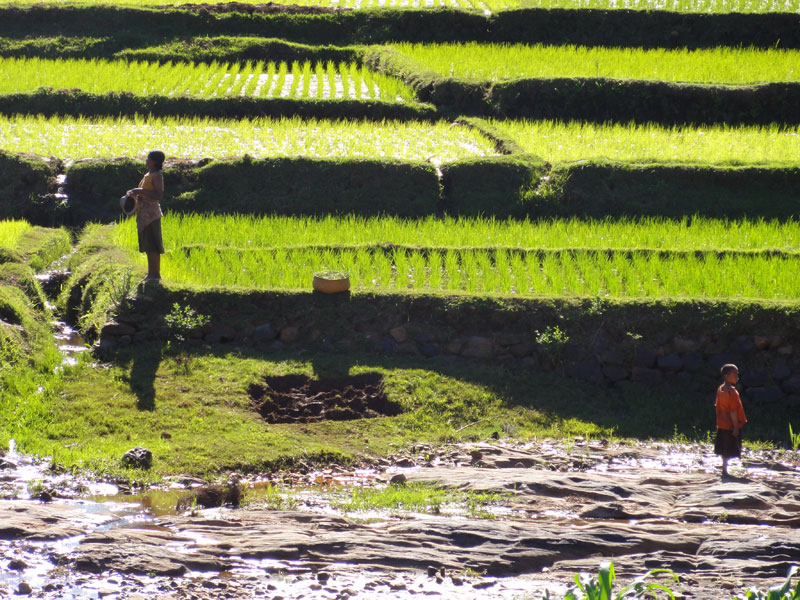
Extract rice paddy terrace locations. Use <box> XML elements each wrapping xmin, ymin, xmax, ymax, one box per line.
<box><xmin>1</xmin><ymin>0</ymin><xmax>800</xmax><ymax>598</ymax></box>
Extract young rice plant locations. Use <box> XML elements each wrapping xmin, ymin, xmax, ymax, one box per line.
<box><xmin>113</xmin><ymin>215</ymin><xmax>800</xmax><ymax>254</ymax></box>
<box><xmin>488</xmin><ymin>119</ymin><xmax>800</xmax><ymax>166</ymax></box>
<box><xmin>0</xmin><ymin>115</ymin><xmax>497</xmax><ymax>163</ymax></box>
<box><xmin>392</xmin><ymin>43</ymin><xmax>800</xmax><ymax>84</ymax></box>
<box><xmin>0</xmin><ymin>220</ymin><xmax>32</xmax><ymax>250</ymax></box>
<box><xmin>0</xmin><ymin>57</ymin><xmax>415</xmax><ymax>102</ymax></box>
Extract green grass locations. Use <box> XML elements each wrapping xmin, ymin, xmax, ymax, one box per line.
<box><xmin>0</xmin><ymin>57</ymin><xmax>415</xmax><ymax>102</ymax></box>
<box><xmin>0</xmin><ymin>219</ymin><xmax>32</xmax><ymax>250</ymax></box>
<box><xmin>331</xmin><ymin>481</ymin><xmax>503</xmax><ymax>516</ymax></box>
<box><xmin>0</xmin><ymin>115</ymin><xmax>496</xmax><ymax>163</ymax></box>
<box><xmin>1</xmin><ymin>0</ymin><xmax>798</xmax><ymax>13</ymax></box>
<box><xmin>113</xmin><ymin>214</ymin><xmax>800</xmax><ymax>253</ymax></box>
<box><xmin>392</xmin><ymin>43</ymin><xmax>800</xmax><ymax>84</ymax></box>
<box><xmin>9</xmin><ymin>347</ymin><xmax>614</xmax><ymax>478</ymax></box>
<box><xmin>488</xmin><ymin>119</ymin><xmax>800</xmax><ymax>166</ymax></box>
<box><xmin>12</xmin><ymin>341</ymin><xmax>767</xmax><ymax>479</ymax></box>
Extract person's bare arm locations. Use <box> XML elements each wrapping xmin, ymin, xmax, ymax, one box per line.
<box><xmin>730</xmin><ymin>411</ymin><xmax>740</xmax><ymax>437</ymax></box>
<box><xmin>128</xmin><ymin>173</ymin><xmax>163</xmax><ymax>202</ymax></box>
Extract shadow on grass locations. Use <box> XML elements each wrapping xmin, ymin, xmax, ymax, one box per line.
<box><xmin>118</xmin><ymin>345</ymin><xmax>162</xmax><ymax>411</ymax></box>
<box><xmin>108</xmin><ymin>341</ymin><xmax>791</xmax><ymax>443</ymax></box>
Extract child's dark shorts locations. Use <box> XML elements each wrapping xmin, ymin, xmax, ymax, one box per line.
<box><xmin>714</xmin><ymin>428</ymin><xmax>742</xmax><ymax>458</ymax></box>
<box><xmin>138</xmin><ymin>218</ymin><xmax>165</xmax><ymax>254</ymax></box>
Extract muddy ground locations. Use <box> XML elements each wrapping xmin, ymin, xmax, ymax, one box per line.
<box><xmin>1</xmin><ymin>440</ymin><xmax>799</xmax><ymax>599</ymax></box>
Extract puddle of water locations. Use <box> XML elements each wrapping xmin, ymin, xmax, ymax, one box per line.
<box><xmin>1</xmin><ymin>439</ymin><xmax>118</xmax><ymax>501</ymax></box>
<box><xmin>52</xmin><ymin>321</ymin><xmax>89</xmax><ymax>368</ymax></box>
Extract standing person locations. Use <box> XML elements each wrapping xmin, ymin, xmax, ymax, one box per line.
<box><xmin>127</xmin><ymin>150</ymin><xmax>165</xmax><ymax>282</ymax></box>
<box><xmin>714</xmin><ymin>363</ymin><xmax>747</xmax><ymax>478</ymax></box>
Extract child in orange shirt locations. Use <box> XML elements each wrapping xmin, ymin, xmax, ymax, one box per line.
<box><xmin>714</xmin><ymin>363</ymin><xmax>747</xmax><ymax>478</ymax></box>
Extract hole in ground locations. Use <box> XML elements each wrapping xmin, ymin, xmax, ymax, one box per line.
<box><xmin>248</xmin><ymin>373</ymin><xmax>402</xmax><ymax>423</ymax></box>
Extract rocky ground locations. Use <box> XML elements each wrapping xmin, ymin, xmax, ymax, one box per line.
<box><xmin>1</xmin><ymin>440</ymin><xmax>799</xmax><ymax>599</ymax></box>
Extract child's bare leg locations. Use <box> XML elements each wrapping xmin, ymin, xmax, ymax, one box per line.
<box><xmin>146</xmin><ymin>252</ymin><xmax>161</xmax><ymax>279</ymax></box>
<box><xmin>722</xmin><ymin>457</ymin><xmax>729</xmax><ymax>476</ymax></box>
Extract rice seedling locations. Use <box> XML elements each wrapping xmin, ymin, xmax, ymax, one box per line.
<box><xmin>488</xmin><ymin>119</ymin><xmax>800</xmax><ymax>166</ymax></box>
<box><xmin>0</xmin><ymin>115</ymin><xmax>496</xmax><ymax>163</ymax></box>
<box><xmin>0</xmin><ymin>220</ymin><xmax>32</xmax><ymax>250</ymax></box>
<box><xmin>0</xmin><ymin>57</ymin><xmax>416</xmax><ymax>102</ymax></box>
<box><xmin>121</xmin><ymin>241</ymin><xmax>800</xmax><ymax>300</ymax></box>
<box><xmin>3</xmin><ymin>0</ymin><xmax>798</xmax><ymax>13</ymax></box>
<box><xmin>392</xmin><ymin>43</ymin><xmax>800</xmax><ymax>84</ymax></box>
<box><xmin>112</xmin><ymin>214</ymin><xmax>800</xmax><ymax>254</ymax></box>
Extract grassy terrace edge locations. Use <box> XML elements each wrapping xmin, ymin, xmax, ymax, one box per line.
<box><xmin>0</xmin><ymin>90</ymin><xmax>439</xmax><ymax>122</ymax></box>
<box><xmin>1</xmin><ymin>7</ymin><xmax>799</xmax><ymax>48</ymax></box>
<box><xmin>37</xmin><ymin>224</ymin><xmax>797</xmax><ymax>476</ymax></box>
<box><xmin>4</xmin><ymin>151</ymin><xmax>800</xmax><ymax>226</ymax></box>
<box><xmin>365</xmin><ymin>48</ymin><xmax>800</xmax><ymax>124</ymax></box>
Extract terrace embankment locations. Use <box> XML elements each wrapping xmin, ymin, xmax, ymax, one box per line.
<box><xmin>1</xmin><ymin>442</ymin><xmax>798</xmax><ymax>599</ymax></box>
<box><xmin>1</xmin><ymin>6</ymin><xmax>800</xmax><ymax>48</ymax></box>
<box><xmin>366</xmin><ymin>47</ymin><xmax>800</xmax><ymax>124</ymax></box>
<box><xmin>62</xmin><ymin>264</ymin><xmax>799</xmax><ymax>441</ymax></box>
<box><xmin>5</xmin><ymin>152</ymin><xmax>800</xmax><ymax>225</ymax></box>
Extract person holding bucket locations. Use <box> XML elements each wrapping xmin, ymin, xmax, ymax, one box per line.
<box><xmin>124</xmin><ymin>150</ymin><xmax>165</xmax><ymax>282</ymax></box>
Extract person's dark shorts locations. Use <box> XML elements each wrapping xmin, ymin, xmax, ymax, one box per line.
<box><xmin>138</xmin><ymin>219</ymin><xmax>165</xmax><ymax>254</ymax></box>
<box><xmin>714</xmin><ymin>428</ymin><xmax>742</xmax><ymax>458</ymax></box>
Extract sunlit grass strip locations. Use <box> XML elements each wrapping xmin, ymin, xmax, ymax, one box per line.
<box><xmin>114</xmin><ymin>215</ymin><xmax>800</xmax><ymax>253</ymax></box>
<box><xmin>331</xmin><ymin>481</ymin><xmax>503</xmax><ymax>516</ymax></box>
<box><xmin>0</xmin><ymin>57</ymin><xmax>415</xmax><ymax>102</ymax></box>
<box><xmin>0</xmin><ymin>115</ymin><xmax>497</xmax><ymax>163</ymax></box>
<box><xmin>0</xmin><ymin>220</ymin><xmax>32</xmax><ymax>250</ymax></box>
<box><xmin>1</xmin><ymin>0</ymin><xmax>798</xmax><ymax>12</ymax></box>
<box><xmin>392</xmin><ymin>43</ymin><xmax>800</xmax><ymax>84</ymax></box>
<box><xmin>118</xmin><ymin>242</ymin><xmax>800</xmax><ymax>300</ymax></box>
<box><xmin>488</xmin><ymin>119</ymin><xmax>800</xmax><ymax>165</ymax></box>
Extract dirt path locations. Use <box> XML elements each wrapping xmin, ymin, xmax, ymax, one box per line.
<box><xmin>1</xmin><ymin>441</ymin><xmax>799</xmax><ymax>599</ymax></box>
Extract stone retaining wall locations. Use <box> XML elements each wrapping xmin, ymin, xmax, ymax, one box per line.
<box><xmin>94</xmin><ymin>291</ymin><xmax>800</xmax><ymax>411</ymax></box>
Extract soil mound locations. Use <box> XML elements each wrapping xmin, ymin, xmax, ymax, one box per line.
<box><xmin>170</xmin><ymin>2</ymin><xmax>348</xmax><ymax>14</ymax></box>
<box><xmin>248</xmin><ymin>373</ymin><xmax>402</xmax><ymax>423</ymax></box>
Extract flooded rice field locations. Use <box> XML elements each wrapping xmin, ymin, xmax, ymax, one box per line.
<box><xmin>1</xmin><ymin>438</ymin><xmax>799</xmax><ymax>599</ymax></box>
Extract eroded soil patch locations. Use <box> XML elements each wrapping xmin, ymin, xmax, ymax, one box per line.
<box><xmin>171</xmin><ymin>2</ymin><xmax>348</xmax><ymax>13</ymax></box>
<box><xmin>248</xmin><ymin>372</ymin><xmax>402</xmax><ymax>423</ymax></box>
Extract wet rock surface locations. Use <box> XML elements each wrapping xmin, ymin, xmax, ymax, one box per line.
<box><xmin>1</xmin><ymin>441</ymin><xmax>798</xmax><ymax>599</ymax></box>
<box><xmin>248</xmin><ymin>372</ymin><xmax>402</xmax><ymax>423</ymax></box>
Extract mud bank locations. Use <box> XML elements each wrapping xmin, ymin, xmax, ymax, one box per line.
<box><xmin>1</xmin><ymin>441</ymin><xmax>799</xmax><ymax>599</ymax></box>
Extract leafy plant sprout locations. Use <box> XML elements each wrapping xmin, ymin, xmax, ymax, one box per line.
<box><xmin>733</xmin><ymin>565</ymin><xmax>800</xmax><ymax>600</ymax></box>
<box><xmin>790</xmin><ymin>423</ymin><xmax>800</xmax><ymax>451</ymax></box>
<box><xmin>541</xmin><ymin>561</ymin><xmax>679</xmax><ymax>600</ymax></box>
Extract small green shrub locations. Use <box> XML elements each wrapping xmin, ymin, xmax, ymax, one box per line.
<box><xmin>164</xmin><ymin>302</ymin><xmax>210</xmax><ymax>343</ymax></box>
